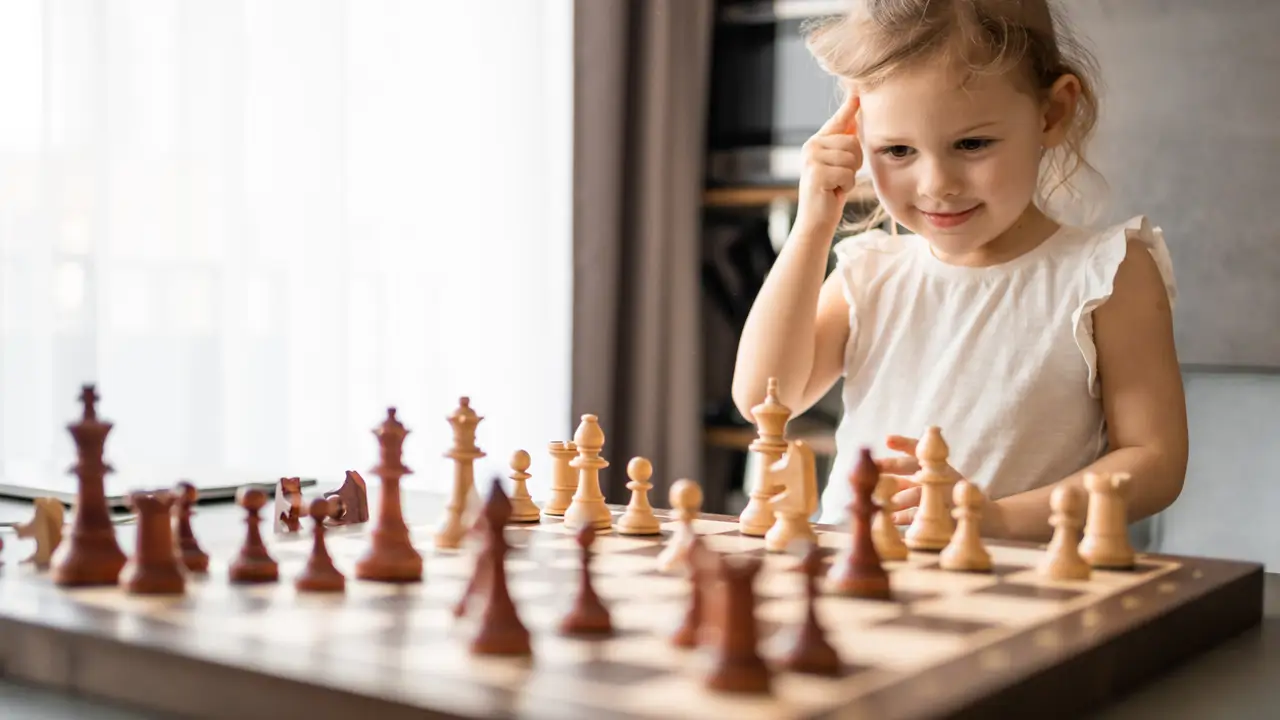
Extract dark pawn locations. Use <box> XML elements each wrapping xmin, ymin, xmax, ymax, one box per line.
<box><xmin>229</xmin><ymin>487</ymin><xmax>278</xmax><ymax>584</ymax></box>
<box><xmin>670</xmin><ymin>535</ymin><xmax>708</xmax><ymax>648</ymax></box>
<box><xmin>120</xmin><ymin>490</ymin><xmax>185</xmax><ymax>595</ymax></box>
<box><xmin>559</xmin><ymin>524</ymin><xmax>612</xmax><ymax>636</ymax></box>
<box><xmin>704</xmin><ymin>555</ymin><xmax>771</xmax><ymax>694</ymax></box>
<box><xmin>171</xmin><ymin>481</ymin><xmax>209</xmax><ymax>573</ymax></box>
<box><xmin>828</xmin><ymin>448</ymin><xmax>891</xmax><ymax>600</ymax></box>
<box><xmin>470</xmin><ymin>478</ymin><xmax>531</xmax><ymax>656</ymax></box>
<box><xmin>296</xmin><ymin>498</ymin><xmax>346</xmax><ymax>593</ymax></box>
<box><xmin>779</xmin><ymin>542</ymin><xmax>842</xmax><ymax>675</ymax></box>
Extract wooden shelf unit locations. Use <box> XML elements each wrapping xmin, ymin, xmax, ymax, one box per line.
<box><xmin>703</xmin><ymin>184</ymin><xmax>877</xmax><ymax>208</ymax></box>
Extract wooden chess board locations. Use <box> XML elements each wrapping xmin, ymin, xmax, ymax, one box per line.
<box><xmin>0</xmin><ymin>503</ymin><xmax>1263</xmax><ymax>720</ymax></box>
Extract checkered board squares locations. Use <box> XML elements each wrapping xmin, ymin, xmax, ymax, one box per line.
<box><xmin>2</xmin><ymin>511</ymin><xmax>1203</xmax><ymax>720</ymax></box>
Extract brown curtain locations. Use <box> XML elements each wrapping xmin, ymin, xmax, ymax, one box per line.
<box><xmin>571</xmin><ymin>0</ymin><xmax>715</xmax><ymax>507</ymax></box>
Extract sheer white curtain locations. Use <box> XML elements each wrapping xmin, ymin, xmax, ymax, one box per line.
<box><xmin>0</xmin><ymin>0</ymin><xmax>574</xmax><ymax>499</ymax></box>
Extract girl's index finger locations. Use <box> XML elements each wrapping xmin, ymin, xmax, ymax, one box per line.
<box><xmin>818</xmin><ymin>92</ymin><xmax>860</xmax><ymax>136</ymax></box>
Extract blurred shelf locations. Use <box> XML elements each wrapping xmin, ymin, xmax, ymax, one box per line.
<box><xmin>703</xmin><ymin>185</ymin><xmax>877</xmax><ymax>208</ymax></box>
<box><xmin>704</xmin><ymin>417</ymin><xmax>837</xmax><ymax>456</ymax></box>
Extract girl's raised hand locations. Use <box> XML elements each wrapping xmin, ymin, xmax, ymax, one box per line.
<box><xmin>797</xmin><ymin>93</ymin><xmax>861</xmax><ymax>231</ymax></box>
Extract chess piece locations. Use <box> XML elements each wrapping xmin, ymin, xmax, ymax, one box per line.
<box><xmin>120</xmin><ymin>490</ymin><xmax>186</xmax><ymax>595</ymax></box>
<box><xmin>51</xmin><ymin>384</ymin><xmax>127</xmax><ymax>586</ymax></box>
<box><xmin>872</xmin><ymin>473</ymin><xmax>909</xmax><ymax>561</ymax></box>
<box><xmin>541</xmin><ymin>440</ymin><xmax>577</xmax><ymax>517</ymax></box>
<box><xmin>1079</xmin><ymin>472</ymin><xmax>1136</xmax><ymax>569</ymax></box>
<box><xmin>658</xmin><ymin>478</ymin><xmax>702</xmax><ymax>573</ymax></box>
<box><xmin>704</xmin><ymin>555</ymin><xmax>771</xmax><ymax>694</ymax></box>
<box><xmin>437</xmin><ymin>397</ymin><xmax>484</xmax><ymax>549</ymax></box>
<box><xmin>616</xmin><ymin>457</ymin><xmax>661</xmax><ymax>536</ymax></box>
<box><xmin>356</xmin><ymin>408</ymin><xmax>423</xmax><ymax>582</ymax></box>
<box><xmin>558</xmin><ymin>524</ymin><xmax>613</xmax><ymax>636</ymax></box>
<box><xmin>738</xmin><ymin>378</ymin><xmax>791</xmax><ymax>537</ymax></box>
<box><xmin>470</xmin><ymin>479</ymin><xmax>532</xmax><ymax>656</ymax></box>
<box><xmin>904</xmin><ymin>426</ymin><xmax>956</xmax><ymax>551</ymax></box>
<box><xmin>939</xmin><ymin>481</ymin><xmax>992</xmax><ymax>572</ymax></box>
<box><xmin>779</xmin><ymin>542</ymin><xmax>842</xmax><ymax>676</ymax></box>
<box><xmin>1039</xmin><ymin>484</ymin><xmax>1091</xmax><ymax>581</ymax></box>
<box><xmin>171</xmin><ymin>481</ymin><xmax>209</xmax><ymax>573</ymax></box>
<box><xmin>296</xmin><ymin>498</ymin><xmax>346</xmax><ymax>593</ymax></box>
<box><xmin>506</xmin><ymin>450</ymin><xmax>541</xmax><ymax>523</ymax></box>
<box><xmin>274</xmin><ymin>476</ymin><xmax>304</xmax><ymax>533</ymax></box>
<box><xmin>229</xmin><ymin>487</ymin><xmax>278</xmax><ymax>584</ymax></box>
<box><xmin>828</xmin><ymin>448</ymin><xmax>891</xmax><ymax>600</ymax></box>
<box><xmin>323</xmin><ymin>470</ymin><xmax>370</xmax><ymax>526</ymax></box>
<box><xmin>764</xmin><ymin>440</ymin><xmax>818</xmax><ymax>552</ymax></box>
<box><xmin>670</xmin><ymin>535</ymin><xmax>709</xmax><ymax>648</ymax></box>
<box><xmin>562</xmin><ymin>414</ymin><xmax>613</xmax><ymax>531</ymax></box>
<box><xmin>15</xmin><ymin>497</ymin><xmax>64</xmax><ymax>568</ymax></box>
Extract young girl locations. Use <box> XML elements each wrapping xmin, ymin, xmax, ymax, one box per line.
<box><xmin>731</xmin><ymin>0</ymin><xmax>1188</xmax><ymax>543</ymax></box>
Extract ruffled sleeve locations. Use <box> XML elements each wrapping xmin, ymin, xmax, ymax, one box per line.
<box><xmin>830</xmin><ymin>227</ymin><xmax>911</xmax><ymax>374</ymax></box>
<box><xmin>1072</xmin><ymin>215</ymin><xmax>1178</xmax><ymax>398</ymax></box>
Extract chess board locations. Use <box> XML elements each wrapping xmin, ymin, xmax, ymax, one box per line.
<box><xmin>0</xmin><ymin>504</ymin><xmax>1263</xmax><ymax>720</ymax></box>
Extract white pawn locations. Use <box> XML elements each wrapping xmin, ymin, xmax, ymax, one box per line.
<box><xmin>939</xmin><ymin>481</ymin><xmax>991</xmax><ymax>572</ymax></box>
<box><xmin>872</xmin><ymin>473</ymin><xmax>909</xmax><ymax>561</ymax></box>
<box><xmin>1079</xmin><ymin>472</ymin><xmax>1136</xmax><ymax>569</ymax></box>
<box><xmin>1039</xmin><ymin>484</ymin><xmax>1091</xmax><ymax>580</ymax></box>
<box><xmin>616</xmin><ymin>457</ymin><xmax>661</xmax><ymax>536</ymax></box>
<box><xmin>657</xmin><ymin>479</ymin><xmax>701</xmax><ymax>573</ymax></box>
<box><xmin>506</xmin><ymin>450</ymin><xmax>541</xmax><ymax>523</ymax></box>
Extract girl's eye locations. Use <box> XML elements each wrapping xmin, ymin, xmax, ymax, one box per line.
<box><xmin>879</xmin><ymin>145</ymin><xmax>913</xmax><ymax>158</ymax></box>
<box><xmin>956</xmin><ymin>138</ymin><xmax>994</xmax><ymax>151</ymax></box>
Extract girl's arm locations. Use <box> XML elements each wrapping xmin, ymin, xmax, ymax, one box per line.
<box><xmin>988</xmin><ymin>238</ymin><xmax>1189</xmax><ymax>542</ymax></box>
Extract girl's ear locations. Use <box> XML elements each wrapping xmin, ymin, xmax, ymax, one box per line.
<box><xmin>1042</xmin><ymin>74</ymin><xmax>1081</xmax><ymax>149</ymax></box>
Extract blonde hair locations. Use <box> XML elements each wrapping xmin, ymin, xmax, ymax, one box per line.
<box><xmin>805</xmin><ymin>0</ymin><xmax>1105</xmax><ymax>230</ymax></box>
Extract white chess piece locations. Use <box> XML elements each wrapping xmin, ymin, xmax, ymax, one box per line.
<box><xmin>905</xmin><ymin>426</ymin><xmax>956</xmax><ymax>551</ymax></box>
<box><xmin>657</xmin><ymin>479</ymin><xmax>702</xmax><ymax>573</ymax></box>
<box><xmin>939</xmin><ymin>480</ymin><xmax>991</xmax><ymax>572</ymax></box>
<box><xmin>1039</xmin><ymin>484</ymin><xmax>1091</xmax><ymax>580</ymax></box>
<box><xmin>616</xmin><ymin>457</ymin><xmax>661</xmax><ymax>535</ymax></box>
<box><xmin>872</xmin><ymin>473</ymin><xmax>910</xmax><ymax>561</ymax></box>
<box><xmin>1079</xmin><ymin>472</ymin><xmax>1135</xmax><ymax>569</ymax></box>
<box><xmin>764</xmin><ymin>440</ymin><xmax>818</xmax><ymax>553</ymax></box>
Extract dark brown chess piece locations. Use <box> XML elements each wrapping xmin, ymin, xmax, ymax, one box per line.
<box><xmin>453</xmin><ymin>490</ymin><xmax>495</xmax><ymax>618</ymax></box>
<box><xmin>120</xmin><ymin>490</ymin><xmax>186</xmax><ymax>595</ymax></box>
<box><xmin>228</xmin><ymin>487</ymin><xmax>278</xmax><ymax>584</ymax></box>
<box><xmin>670</xmin><ymin>535</ymin><xmax>709</xmax><ymax>648</ymax></box>
<box><xmin>51</xmin><ymin>384</ymin><xmax>127</xmax><ymax>586</ymax></box>
<box><xmin>296</xmin><ymin>497</ymin><xmax>346</xmax><ymax>593</ymax></box>
<box><xmin>704</xmin><ymin>554</ymin><xmax>771</xmax><ymax>694</ymax></box>
<box><xmin>558</xmin><ymin>524</ymin><xmax>612</xmax><ymax>636</ymax></box>
<box><xmin>274</xmin><ymin>477</ymin><xmax>303</xmax><ymax>533</ymax></box>
<box><xmin>779</xmin><ymin>541</ymin><xmax>842</xmax><ymax>675</ymax></box>
<box><xmin>323</xmin><ymin>470</ymin><xmax>369</xmax><ymax>526</ymax></box>
<box><xmin>828</xmin><ymin>448</ymin><xmax>892</xmax><ymax>600</ymax></box>
<box><xmin>171</xmin><ymin>481</ymin><xmax>209</xmax><ymax>573</ymax></box>
<box><xmin>355</xmin><ymin>408</ymin><xmax>423</xmax><ymax>583</ymax></box>
<box><xmin>470</xmin><ymin>478</ymin><xmax>531</xmax><ymax>656</ymax></box>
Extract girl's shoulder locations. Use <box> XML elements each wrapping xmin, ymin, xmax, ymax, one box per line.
<box><xmin>1068</xmin><ymin>213</ymin><xmax>1177</xmax><ymax>312</ymax></box>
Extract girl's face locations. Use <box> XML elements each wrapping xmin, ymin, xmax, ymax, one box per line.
<box><xmin>858</xmin><ymin>63</ymin><xmax>1057</xmax><ymax>263</ymax></box>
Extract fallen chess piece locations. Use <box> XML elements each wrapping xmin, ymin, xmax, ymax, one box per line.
<box><xmin>14</xmin><ymin>497</ymin><xmax>64</xmax><ymax>569</ymax></box>
<box><xmin>323</xmin><ymin>471</ymin><xmax>369</xmax><ymax>527</ymax></box>
<box><xmin>274</xmin><ymin>476</ymin><xmax>304</xmax><ymax>534</ymax></box>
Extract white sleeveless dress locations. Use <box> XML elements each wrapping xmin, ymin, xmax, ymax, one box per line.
<box><xmin>817</xmin><ymin>215</ymin><xmax>1177</xmax><ymax>524</ymax></box>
